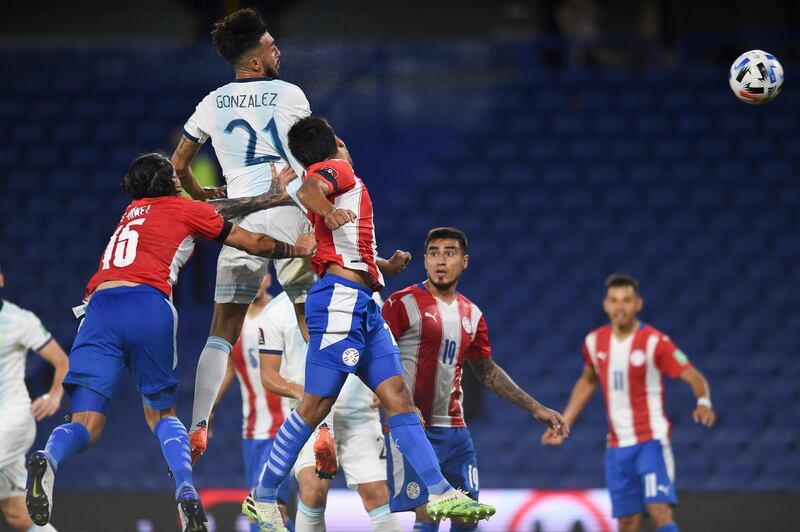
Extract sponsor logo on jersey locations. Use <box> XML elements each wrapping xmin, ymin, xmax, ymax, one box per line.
<box><xmin>630</xmin><ymin>349</ymin><xmax>646</xmax><ymax>367</ymax></box>
<box><xmin>424</xmin><ymin>311</ymin><xmax>438</xmax><ymax>322</ymax></box>
<box><xmin>461</xmin><ymin>316</ymin><xmax>473</xmax><ymax>334</ymax></box>
<box><xmin>406</xmin><ymin>482</ymin><xmax>421</xmax><ymax>499</ymax></box>
<box><xmin>673</xmin><ymin>349</ymin><xmax>688</xmax><ymax>365</ymax></box>
<box><xmin>342</xmin><ymin>348</ymin><xmax>360</xmax><ymax>366</ymax></box>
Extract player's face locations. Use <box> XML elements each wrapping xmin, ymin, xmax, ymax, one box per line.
<box><xmin>425</xmin><ymin>239</ymin><xmax>468</xmax><ymax>290</ymax></box>
<box><xmin>603</xmin><ymin>286</ymin><xmax>643</xmax><ymax>329</ymax></box>
<box><xmin>259</xmin><ymin>32</ymin><xmax>281</xmax><ymax>77</ymax></box>
<box><xmin>171</xmin><ymin>168</ymin><xmax>183</xmax><ymax>195</ymax></box>
<box><xmin>334</xmin><ymin>136</ymin><xmax>352</xmax><ymax>165</ymax></box>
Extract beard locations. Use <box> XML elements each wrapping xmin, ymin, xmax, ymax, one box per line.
<box><xmin>428</xmin><ymin>277</ymin><xmax>459</xmax><ymax>291</ymax></box>
<box><xmin>266</xmin><ymin>61</ymin><xmax>280</xmax><ymax>78</ymax></box>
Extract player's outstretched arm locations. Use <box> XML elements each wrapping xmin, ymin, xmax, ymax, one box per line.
<box><xmin>171</xmin><ymin>134</ymin><xmax>225</xmax><ymax>201</ymax></box>
<box><xmin>31</xmin><ymin>339</ymin><xmax>68</xmax><ymax>421</ymax></box>
<box><xmin>208</xmin><ymin>163</ymin><xmax>296</xmax><ymax>220</ymax></box>
<box><xmin>541</xmin><ymin>365</ymin><xmax>598</xmax><ymax>446</ymax></box>
<box><xmin>678</xmin><ymin>367</ymin><xmax>716</xmax><ymax>427</ymax></box>
<box><xmin>377</xmin><ymin>250</ymin><xmax>412</xmax><ymax>276</ymax></box>
<box><xmin>224</xmin><ymin>226</ymin><xmax>316</xmax><ymax>258</ymax></box>
<box><xmin>259</xmin><ymin>354</ymin><xmax>304</xmax><ymax>401</ymax></box>
<box><xmin>469</xmin><ymin>358</ymin><xmax>568</xmax><ymax>438</ymax></box>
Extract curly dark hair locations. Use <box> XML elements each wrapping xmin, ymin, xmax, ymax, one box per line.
<box><xmin>211</xmin><ymin>8</ymin><xmax>268</xmax><ymax>65</ymax></box>
<box><xmin>121</xmin><ymin>153</ymin><xmax>178</xmax><ymax>199</ymax></box>
<box><xmin>288</xmin><ymin>116</ymin><xmax>338</xmax><ymax>168</ymax></box>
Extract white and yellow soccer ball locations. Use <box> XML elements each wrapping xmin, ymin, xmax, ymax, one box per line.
<box><xmin>729</xmin><ymin>50</ymin><xmax>784</xmax><ymax>104</ymax></box>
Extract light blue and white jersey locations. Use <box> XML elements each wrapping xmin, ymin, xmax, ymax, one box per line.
<box><xmin>0</xmin><ymin>300</ymin><xmax>51</xmax><ymax>413</ymax></box>
<box><xmin>183</xmin><ymin>77</ymin><xmax>310</xmax><ymax>199</ymax></box>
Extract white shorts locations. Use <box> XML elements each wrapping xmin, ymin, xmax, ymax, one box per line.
<box><xmin>0</xmin><ymin>413</ymin><xmax>35</xmax><ymax>500</ymax></box>
<box><xmin>294</xmin><ymin>415</ymin><xmax>386</xmax><ymax>489</ymax></box>
<box><xmin>215</xmin><ymin>205</ymin><xmax>316</xmax><ymax>304</ymax></box>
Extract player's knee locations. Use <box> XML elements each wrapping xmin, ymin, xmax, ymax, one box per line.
<box><xmin>143</xmin><ymin>405</ymin><xmax>178</xmax><ymax>432</ymax></box>
<box><xmin>617</xmin><ymin>513</ymin><xmax>641</xmax><ymax>532</ymax></box>
<box><xmin>376</xmin><ymin>376</ymin><xmax>415</xmax><ymax>417</ymax></box>
<box><xmin>646</xmin><ymin>503</ymin><xmax>673</xmax><ymax>526</ymax></box>
<box><xmin>1</xmin><ymin>502</ymin><xmax>32</xmax><ymax>531</ymax></box>
<box><xmin>299</xmin><ymin>479</ymin><xmax>327</xmax><ymax>507</ymax></box>
<box><xmin>296</xmin><ymin>397</ymin><xmax>333</xmax><ymax>426</ymax></box>
<box><xmin>357</xmin><ymin>482</ymin><xmax>389</xmax><ymax>511</ymax></box>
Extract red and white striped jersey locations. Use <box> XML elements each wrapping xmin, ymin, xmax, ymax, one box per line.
<box><xmin>382</xmin><ymin>283</ymin><xmax>491</xmax><ymax>428</ymax></box>
<box><xmin>230</xmin><ymin>314</ymin><xmax>289</xmax><ymax>440</ymax></box>
<box><xmin>85</xmin><ymin>196</ymin><xmax>229</xmax><ymax>298</ymax></box>
<box><xmin>582</xmin><ymin>324</ymin><xmax>691</xmax><ymax>448</ymax></box>
<box><xmin>305</xmin><ymin>159</ymin><xmax>384</xmax><ymax>291</ymax></box>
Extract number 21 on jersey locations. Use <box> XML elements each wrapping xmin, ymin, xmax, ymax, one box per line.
<box><xmin>102</xmin><ymin>219</ymin><xmax>145</xmax><ymax>269</ymax></box>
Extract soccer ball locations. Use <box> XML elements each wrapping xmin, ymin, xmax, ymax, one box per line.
<box><xmin>729</xmin><ymin>50</ymin><xmax>784</xmax><ymax>104</ymax></box>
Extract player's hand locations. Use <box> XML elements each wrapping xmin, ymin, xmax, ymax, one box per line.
<box><xmin>324</xmin><ymin>208</ymin><xmax>357</xmax><ymax>230</ymax></box>
<box><xmin>693</xmin><ymin>405</ymin><xmax>716</xmax><ymax>427</ymax></box>
<box><xmin>370</xmin><ymin>394</ymin><xmax>381</xmax><ymax>409</ymax></box>
<box><xmin>532</xmin><ymin>405</ymin><xmax>569</xmax><ymax>438</ymax></box>
<box><xmin>294</xmin><ymin>232</ymin><xmax>317</xmax><ymax>257</ymax></box>
<box><xmin>383</xmin><ymin>250</ymin><xmax>412</xmax><ymax>275</ymax></box>
<box><xmin>201</xmin><ymin>185</ymin><xmax>227</xmax><ymax>200</ymax></box>
<box><xmin>270</xmin><ymin>162</ymin><xmax>298</xmax><ymax>193</ymax></box>
<box><xmin>31</xmin><ymin>392</ymin><xmax>62</xmax><ymax>421</ymax></box>
<box><xmin>540</xmin><ymin>427</ymin><xmax>566</xmax><ymax>446</ymax></box>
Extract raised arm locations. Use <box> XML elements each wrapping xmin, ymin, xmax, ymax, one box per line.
<box><xmin>31</xmin><ymin>339</ymin><xmax>69</xmax><ymax>421</ymax></box>
<box><xmin>469</xmin><ymin>357</ymin><xmax>568</xmax><ymax>436</ymax></box>
<box><xmin>259</xmin><ymin>354</ymin><xmax>304</xmax><ymax>401</ymax></box>
<box><xmin>678</xmin><ymin>366</ymin><xmax>715</xmax><ymax>427</ymax></box>
<box><xmin>542</xmin><ymin>365</ymin><xmax>598</xmax><ymax>445</ymax></box>
<box><xmin>209</xmin><ymin>163</ymin><xmax>295</xmax><ymax>220</ymax></box>
<box><xmin>171</xmin><ymin>134</ymin><xmax>224</xmax><ymax>201</ymax></box>
<box><xmin>296</xmin><ymin>178</ymin><xmax>356</xmax><ymax>230</ymax></box>
<box><xmin>223</xmin><ymin>226</ymin><xmax>315</xmax><ymax>259</ymax></box>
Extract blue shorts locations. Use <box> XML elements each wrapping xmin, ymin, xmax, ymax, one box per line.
<box><xmin>605</xmin><ymin>439</ymin><xmax>677</xmax><ymax>518</ymax></box>
<box><xmin>242</xmin><ymin>438</ymin><xmax>295</xmax><ymax>504</ymax></box>
<box><xmin>63</xmin><ymin>285</ymin><xmax>179</xmax><ymax>412</ymax></box>
<box><xmin>385</xmin><ymin>426</ymin><xmax>479</xmax><ymax>512</ymax></box>
<box><xmin>303</xmin><ymin>274</ymin><xmax>402</xmax><ymax>398</ymax></box>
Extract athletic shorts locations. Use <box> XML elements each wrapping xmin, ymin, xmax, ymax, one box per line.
<box><xmin>63</xmin><ymin>285</ymin><xmax>180</xmax><ymax>411</ymax></box>
<box><xmin>303</xmin><ymin>274</ymin><xmax>402</xmax><ymax>398</ymax></box>
<box><xmin>0</xmin><ymin>412</ymin><xmax>35</xmax><ymax>500</ymax></box>
<box><xmin>605</xmin><ymin>439</ymin><xmax>677</xmax><ymax>518</ymax></box>
<box><xmin>294</xmin><ymin>410</ymin><xmax>386</xmax><ymax>489</ymax></box>
<box><xmin>215</xmin><ymin>205</ymin><xmax>315</xmax><ymax>304</ymax></box>
<box><xmin>242</xmin><ymin>438</ymin><xmax>295</xmax><ymax>504</ymax></box>
<box><xmin>385</xmin><ymin>426</ymin><xmax>479</xmax><ymax>512</ymax></box>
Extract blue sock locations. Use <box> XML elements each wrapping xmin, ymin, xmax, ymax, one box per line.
<box><xmin>43</xmin><ymin>423</ymin><xmax>91</xmax><ymax>470</ymax></box>
<box><xmin>413</xmin><ymin>522</ymin><xmax>439</xmax><ymax>532</ymax></box>
<box><xmin>388</xmin><ymin>413</ymin><xmax>450</xmax><ymax>496</ymax></box>
<box><xmin>451</xmin><ymin>524</ymin><xmax>478</xmax><ymax>531</ymax></box>
<box><xmin>657</xmin><ymin>524</ymin><xmax>679</xmax><ymax>532</ymax></box>
<box><xmin>153</xmin><ymin>416</ymin><xmax>194</xmax><ymax>499</ymax></box>
<box><xmin>255</xmin><ymin>411</ymin><xmax>313</xmax><ymax>502</ymax></box>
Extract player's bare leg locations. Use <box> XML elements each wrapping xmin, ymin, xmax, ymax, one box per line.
<box><xmin>296</xmin><ymin>466</ymin><xmax>329</xmax><ymax>531</ymax></box>
<box><xmin>190</xmin><ymin>302</ymin><xmax>250</xmax><ymax>460</ymax></box>
<box><xmin>646</xmin><ymin>503</ymin><xmax>676</xmax><ymax>530</ymax></box>
<box><xmin>1</xmin><ymin>496</ymin><xmax>47</xmax><ymax>532</ymax></box>
<box><xmin>357</xmin><ymin>481</ymin><xmax>402</xmax><ymax>532</ymax></box>
<box><xmin>617</xmin><ymin>513</ymin><xmax>642</xmax><ymax>532</ymax></box>
<box><xmin>293</xmin><ymin>302</ymin><xmax>309</xmax><ymax>343</ymax></box>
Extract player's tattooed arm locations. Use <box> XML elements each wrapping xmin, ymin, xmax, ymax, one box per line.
<box><xmin>469</xmin><ymin>358</ymin><xmax>569</xmax><ymax>436</ymax></box>
<box><xmin>171</xmin><ymin>135</ymin><xmax>225</xmax><ymax>200</ymax></box>
<box><xmin>223</xmin><ymin>226</ymin><xmax>316</xmax><ymax>258</ymax></box>
<box><xmin>210</xmin><ymin>176</ymin><xmax>294</xmax><ymax>220</ymax></box>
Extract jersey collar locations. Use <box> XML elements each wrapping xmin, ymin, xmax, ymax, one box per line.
<box><xmin>232</xmin><ymin>76</ymin><xmax>275</xmax><ymax>83</ymax></box>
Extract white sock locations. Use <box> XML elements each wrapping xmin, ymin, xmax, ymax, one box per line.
<box><xmin>295</xmin><ymin>500</ymin><xmax>326</xmax><ymax>532</ymax></box>
<box><xmin>190</xmin><ymin>336</ymin><xmax>232</xmax><ymax>430</ymax></box>
<box><xmin>29</xmin><ymin>524</ymin><xmax>58</xmax><ymax>531</ymax></box>
<box><xmin>368</xmin><ymin>504</ymin><xmax>402</xmax><ymax>532</ymax></box>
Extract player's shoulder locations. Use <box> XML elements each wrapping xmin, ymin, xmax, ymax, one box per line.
<box><xmin>0</xmin><ymin>299</ymin><xmax>39</xmax><ymax>324</ymax></box>
<box><xmin>455</xmin><ymin>291</ymin><xmax>481</xmax><ymax>313</ymax></box>
<box><xmin>385</xmin><ymin>283</ymin><xmax>425</xmax><ymax>304</ymax></box>
<box><xmin>308</xmin><ymin>158</ymin><xmax>354</xmax><ymax>178</ymax></box>
<box><xmin>585</xmin><ymin>324</ymin><xmax>611</xmax><ymax>342</ymax></box>
<box><xmin>641</xmin><ymin>323</ymin><xmax>672</xmax><ymax>342</ymax></box>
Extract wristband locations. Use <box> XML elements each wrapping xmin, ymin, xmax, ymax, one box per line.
<box><xmin>697</xmin><ymin>397</ymin><xmax>712</xmax><ymax>409</ymax></box>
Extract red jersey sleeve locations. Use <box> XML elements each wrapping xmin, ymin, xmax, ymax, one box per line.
<box><xmin>307</xmin><ymin>160</ymin><xmax>356</xmax><ymax>197</ymax></box>
<box><xmin>381</xmin><ymin>295</ymin><xmax>410</xmax><ymax>340</ymax></box>
<box><xmin>182</xmin><ymin>200</ymin><xmax>229</xmax><ymax>241</ymax></box>
<box><xmin>582</xmin><ymin>342</ymin><xmax>593</xmax><ymax>367</ymax></box>
<box><xmin>654</xmin><ymin>335</ymin><xmax>691</xmax><ymax>378</ymax></box>
<box><xmin>466</xmin><ymin>315</ymin><xmax>492</xmax><ymax>360</ymax></box>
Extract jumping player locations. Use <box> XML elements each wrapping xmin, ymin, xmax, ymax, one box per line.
<box><xmin>24</xmin><ymin>153</ymin><xmax>315</xmax><ymax>532</ymax></box>
<box><xmin>542</xmin><ymin>274</ymin><xmax>715</xmax><ymax>532</ymax></box>
<box><xmin>169</xmin><ymin>8</ymin><xmax>317</xmax><ymax>457</ymax></box>
<box><xmin>242</xmin><ymin>116</ymin><xmax>497</xmax><ymax>531</ymax></box>
<box><xmin>382</xmin><ymin>227</ymin><xmax>568</xmax><ymax>531</ymax></box>
<box><xmin>0</xmin><ymin>264</ymin><xmax>68</xmax><ymax>532</ymax></box>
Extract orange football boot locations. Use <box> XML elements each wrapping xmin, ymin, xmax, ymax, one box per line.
<box><xmin>189</xmin><ymin>424</ymin><xmax>207</xmax><ymax>465</ymax></box>
<box><xmin>313</xmin><ymin>424</ymin><xmax>338</xmax><ymax>479</ymax></box>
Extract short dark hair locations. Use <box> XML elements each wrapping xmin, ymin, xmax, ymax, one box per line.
<box><xmin>425</xmin><ymin>227</ymin><xmax>468</xmax><ymax>254</ymax></box>
<box><xmin>121</xmin><ymin>153</ymin><xmax>178</xmax><ymax>200</ymax></box>
<box><xmin>211</xmin><ymin>8</ymin><xmax>267</xmax><ymax>65</ymax></box>
<box><xmin>288</xmin><ymin>116</ymin><xmax>338</xmax><ymax>167</ymax></box>
<box><xmin>605</xmin><ymin>273</ymin><xmax>640</xmax><ymax>295</ymax></box>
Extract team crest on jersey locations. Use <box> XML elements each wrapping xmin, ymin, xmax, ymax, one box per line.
<box><xmin>406</xmin><ymin>482</ymin><xmax>421</xmax><ymax>499</ymax></box>
<box><xmin>630</xmin><ymin>349</ymin><xmax>646</xmax><ymax>367</ymax></box>
<box><xmin>342</xmin><ymin>348</ymin><xmax>360</xmax><ymax>366</ymax></box>
<box><xmin>258</xmin><ymin>328</ymin><xmax>265</xmax><ymax>346</ymax></box>
<box><xmin>461</xmin><ymin>316</ymin><xmax>473</xmax><ymax>334</ymax></box>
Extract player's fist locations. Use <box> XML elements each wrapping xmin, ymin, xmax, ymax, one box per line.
<box><xmin>532</xmin><ymin>405</ymin><xmax>569</xmax><ymax>439</ymax></box>
<box><xmin>541</xmin><ymin>427</ymin><xmax>566</xmax><ymax>446</ymax></box>
<box><xmin>693</xmin><ymin>405</ymin><xmax>716</xmax><ymax>427</ymax></box>
<box><xmin>324</xmin><ymin>208</ymin><xmax>357</xmax><ymax>230</ymax></box>
<box><xmin>294</xmin><ymin>232</ymin><xmax>317</xmax><ymax>257</ymax></box>
<box><xmin>383</xmin><ymin>250</ymin><xmax>412</xmax><ymax>275</ymax></box>
<box><xmin>30</xmin><ymin>392</ymin><xmax>62</xmax><ymax>421</ymax></box>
